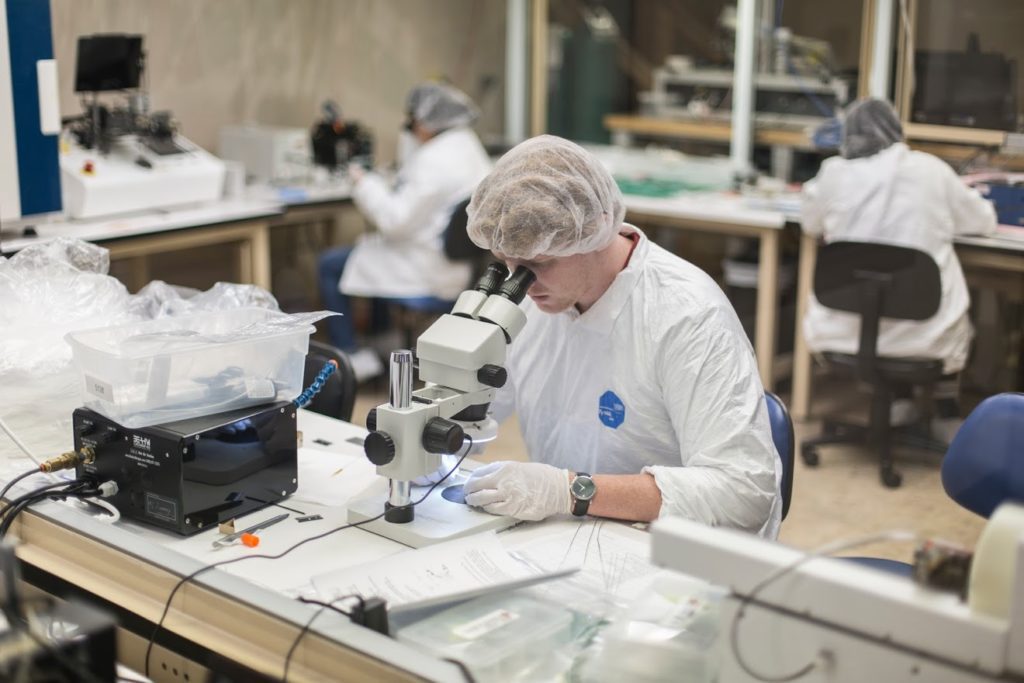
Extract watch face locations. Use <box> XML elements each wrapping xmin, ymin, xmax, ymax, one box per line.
<box><xmin>571</xmin><ymin>476</ymin><xmax>596</xmax><ymax>501</ymax></box>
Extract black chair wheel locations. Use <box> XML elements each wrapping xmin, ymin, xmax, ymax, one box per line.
<box><xmin>801</xmin><ymin>446</ymin><xmax>820</xmax><ymax>467</ymax></box>
<box><xmin>881</xmin><ymin>468</ymin><xmax>903</xmax><ymax>488</ymax></box>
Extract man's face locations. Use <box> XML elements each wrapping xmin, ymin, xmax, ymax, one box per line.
<box><xmin>494</xmin><ymin>250</ymin><xmax>601</xmax><ymax>314</ymax></box>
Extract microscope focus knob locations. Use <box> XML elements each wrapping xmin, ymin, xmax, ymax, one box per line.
<box><xmin>422</xmin><ymin>418</ymin><xmax>465</xmax><ymax>455</ymax></box>
<box><xmin>364</xmin><ymin>431</ymin><xmax>396</xmax><ymax>466</ymax></box>
<box><xmin>366</xmin><ymin>408</ymin><xmax>377</xmax><ymax>431</ymax></box>
<box><xmin>476</xmin><ymin>364</ymin><xmax>507</xmax><ymax>388</ymax></box>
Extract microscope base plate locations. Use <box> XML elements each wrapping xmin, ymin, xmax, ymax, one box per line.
<box><xmin>347</xmin><ymin>488</ymin><xmax>518</xmax><ymax>548</ymax></box>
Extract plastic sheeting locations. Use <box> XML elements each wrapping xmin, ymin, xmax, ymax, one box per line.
<box><xmin>0</xmin><ymin>237</ymin><xmax>330</xmax><ymax>457</ymax></box>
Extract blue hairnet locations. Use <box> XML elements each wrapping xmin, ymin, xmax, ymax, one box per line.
<box><xmin>407</xmin><ymin>82</ymin><xmax>479</xmax><ymax>134</ymax></box>
<box><xmin>467</xmin><ymin>135</ymin><xmax>625</xmax><ymax>260</ymax></box>
<box><xmin>841</xmin><ymin>98</ymin><xmax>903</xmax><ymax>159</ymax></box>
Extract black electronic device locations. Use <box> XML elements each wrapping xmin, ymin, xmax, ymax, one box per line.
<box><xmin>311</xmin><ymin>101</ymin><xmax>374</xmax><ymax>170</ymax></box>
<box><xmin>74</xmin><ymin>34</ymin><xmax>144</xmax><ymax>93</ymax></box>
<box><xmin>912</xmin><ymin>39</ymin><xmax>1017</xmax><ymax>131</ymax></box>
<box><xmin>72</xmin><ymin>401</ymin><xmax>298</xmax><ymax>535</ymax></box>
<box><xmin>0</xmin><ymin>600</ymin><xmax>118</xmax><ymax>682</ymax></box>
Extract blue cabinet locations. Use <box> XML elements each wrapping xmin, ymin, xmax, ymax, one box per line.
<box><xmin>1</xmin><ymin>0</ymin><xmax>61</xmax><ymax>221</ymax></box>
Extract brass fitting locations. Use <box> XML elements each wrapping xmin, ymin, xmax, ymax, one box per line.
<box><xmin>39</xmin><ymin>446</ymin><xmax>96</xmax><ymax>473</ymax></box>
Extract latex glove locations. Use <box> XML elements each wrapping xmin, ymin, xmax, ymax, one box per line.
<box><xmin>463</xmin><ymin>461</ymin><xmax>571</xmax><ymax>521</ymax></box>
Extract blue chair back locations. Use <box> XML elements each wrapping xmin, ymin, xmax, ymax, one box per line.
<box><xmin>765</xmin><ymin>391</ymin><xmax>794</xmax><ymax>520</ymax></box>
<box><xmin>941</xmin><ymin>393</ymin><xmax>1024</xmax><ymax>518</ymax></box>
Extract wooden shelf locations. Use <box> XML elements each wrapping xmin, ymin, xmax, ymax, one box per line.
<box><xmin>604</xmin><ymin>114</ymin><xmax>816</xmax><ymax>150</ymax></box>
<box><xmin>904</xmin><ymin>122</ymin><xmax>1008</xmax><ymax>147</ymax></box>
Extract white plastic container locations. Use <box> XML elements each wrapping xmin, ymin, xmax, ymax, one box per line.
<box><xmin>65</xmin><ymin>307</ymin><xmax>313</xmax><ymax>428</ymax></box>
<box><xmin>398</xmin><ymin>593</ymin><xmax>576</xmax><ymax>682</ymax></box>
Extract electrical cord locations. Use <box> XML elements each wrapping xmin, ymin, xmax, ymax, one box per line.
<box><xmin>0</xmin><ymin>479</ymin><xmax>92</xmax><ymax>520</ymax></box>
<box><xmin>282</xmin><ymin>595</ymin><xmax>364</xmax><ymax>682</ymax></box>
<box><xmin>73</xmin><ymin>496</ymin><xmax>121</xmax><ymax>524</ymax></box>
<box><xmin>0</xmin><ymin>415</ymin><xmax>46</xmax><ymax>470</ymax></box>
<box><xmin>0</xmin><ymin>487</ymin><xmax>104</xmax><ymax>538</ymax></box>
<box><xmin>729</xmin><ymin>529</ymin><xmax>920</xmax><ymax>681</ymax></box>
<box><xmin>0</xmin><ymin>467</ymin><xmax>41</xmax><ymax>504</ymax></box>
<box><xmin>143</xmin><ymin>435</ymin><xmax>475</xmax><ymax>678</ymax></box>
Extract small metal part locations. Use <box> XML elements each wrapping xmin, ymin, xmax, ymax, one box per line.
<box><xmin>295</xmin><ymin>514</ymin><xmax>323</xmax><ymax>523</ymax></box>
<box><xmin>912</xmin><ymin>539</ymin><xmax>973</xmax><ymax>598</ymax></box>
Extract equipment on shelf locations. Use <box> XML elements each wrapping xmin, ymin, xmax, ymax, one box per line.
<box><xmin>60</xmin><ymin>34</ymin><xmax>225</xmax><ymax>218</ymax></box>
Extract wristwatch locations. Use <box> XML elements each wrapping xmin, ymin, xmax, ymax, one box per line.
<box><xmin>569</xmin><ymin>472</ymin><xmax>596</xmax><ymax>517</ymax></box>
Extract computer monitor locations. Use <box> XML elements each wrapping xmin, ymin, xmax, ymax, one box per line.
<box><xmin>73</xmin><ymin>34</ymin><xmax>144</xmax><ymax>93</ymax></box>
<box><xmin>912</xmin><ymin>48</ymin><xmax>1017</xmax><ymax>131</ymax></box>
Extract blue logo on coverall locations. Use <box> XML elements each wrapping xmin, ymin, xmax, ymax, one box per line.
<box><xmin>598</xmin><ymin>391</ymin><xmax>625</xmax><ymax>428</ymax></box>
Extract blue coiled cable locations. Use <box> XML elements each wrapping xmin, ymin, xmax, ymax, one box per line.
<box><xmin>293</xmin><ymin>360</ymin><xmax>337</xmax><ymax>409</ymax></box>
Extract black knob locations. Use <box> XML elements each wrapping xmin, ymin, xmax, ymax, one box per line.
<box><xmin>422</xmin><ymin>418</ymin><xmax>465</xmax><ymax>455</ymax></box>
<box><xmin>366</xmin><ymin>408</ymin><xmax>377</xmax><ymax>431</ymax></box>
<box><xmin>365</xmin><ymin>431</ymin><xmax>396</xmax><ymax>466</ymax></box>
<box><xmin>477</xmin><ymin>364</ymin><xmax>507</xmax><ymax>388</ymax></box>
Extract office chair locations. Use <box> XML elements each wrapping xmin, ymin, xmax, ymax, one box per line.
<box><xmin>766</xmin><ymin>391</ymin><xmax>795</xmax><ymax>521</ymax></box>
<box><xmin>847</xmin><ymin>392</ymin><xmax>1024</xmax><ymax>576</ymax></box>
<box><xmin>303</xmin><ymin>340</ymin><xmax>357</xmax><ymax>422</ymax></box>
<box><xmin>941</xmin><ymin>392</ymin><xmax>1024</xmax><ymax>517</ymax></box>
<box><xmin>388</xmin><ymin>198</ymin><xmax>482</xmax><ymax>349</ymax></box>
<box><xmin>800</xmin><ymin>242</ymin><xmax>948</xmax><ymax>488</ymax></box>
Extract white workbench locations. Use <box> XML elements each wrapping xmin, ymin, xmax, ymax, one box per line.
<box><xmin>1</xmin><ymin>409</ymin><xmax>658</xmax><ymax>681</ymax></box>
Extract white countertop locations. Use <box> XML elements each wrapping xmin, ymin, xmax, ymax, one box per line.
<box><xmin>1</xmin><ymin>197</ymin><xmax>284</xmax><ymax>254</ymax></box>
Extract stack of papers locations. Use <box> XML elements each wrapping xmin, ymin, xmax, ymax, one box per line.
<box><xmin>310</xmin><ymin>532</ymin><xmax>579</xmax><ymax>613</ymax></box>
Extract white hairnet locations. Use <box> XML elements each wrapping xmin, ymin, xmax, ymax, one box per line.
<box><xmin>467</xmin><ymin>135</ymin><xmax>626</xmax><ymax>260</ymax></box>
<box><xmin>841</xmin><ymin>97</ymin><xmax>903</xmax><ymax>159</ymax></box>
<box><xmin>407</xmin><ymin>82</ymin><xmax>479</xmax><ymax>134</ymax></box>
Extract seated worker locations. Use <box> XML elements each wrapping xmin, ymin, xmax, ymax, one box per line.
<box><xmin>801</xmin><ymin>98</ymin><xmax>997</xmax><ymax>424</ymax></box>
<box><xmin>461</xmin><ymin>135</ymin><xmax>781</xmax><ymax>537</ymax></box>
<box><xmin>317</xmin><ymin>82</ymin><xmax>491</xmax><ymax>380</ymax></box>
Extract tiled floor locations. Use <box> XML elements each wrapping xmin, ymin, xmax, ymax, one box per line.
<box><xmin>351</xmin><ymin>376</ymin><xmax>986</xmax><ymax>562</ymax></box>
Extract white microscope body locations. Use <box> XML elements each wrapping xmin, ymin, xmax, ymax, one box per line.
<box><xmin>347</xmin><ymin>263</ymin><xmax>535</xmax><ymax>548</ymax></box>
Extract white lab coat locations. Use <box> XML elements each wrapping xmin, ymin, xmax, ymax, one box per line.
<box><xmin>490</xmin><ymin>225</ymin><xmax>782</xmax><ymax>538</ymax></box>
<box><xmin>801</xmin><ymin>143</ymin><xmax>997</xmax><ymax>373</ymax></box>
<box><xmin>340</xmin><ymin>126</ymin><xmax>491</xmax><ymax>299</ymax></box>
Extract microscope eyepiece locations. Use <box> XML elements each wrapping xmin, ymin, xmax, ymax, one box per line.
<box><xmin>474</xmin><ymin>261</ymin><xmax>510</xmax><ymax>296</ymax></box>
<box><xmin>497</xmin><ymin>266</ymin><xmax>536</xmax><ymax>305</ymax></box>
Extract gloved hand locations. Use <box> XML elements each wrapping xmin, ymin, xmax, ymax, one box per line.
<box><xmin>463</xmin><ymin>461</ymin><xmax>571</xmax><ymax>521</ymax></box>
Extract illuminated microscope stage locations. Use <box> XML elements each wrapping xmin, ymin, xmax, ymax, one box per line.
<box><xmin>347</xmin><ymin>477</ymin><xmax>518</xmax><ymax>549</ymax></box>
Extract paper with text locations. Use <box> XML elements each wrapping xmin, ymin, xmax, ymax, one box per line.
<box><xmin>310</xmin><ymin>531</ymin><xmax>578</xmax><ymax>612</ymax></box>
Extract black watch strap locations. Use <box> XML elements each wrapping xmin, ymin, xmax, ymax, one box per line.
<box><xmin>571</xmin><ymin>472</ymin><xmax>593</xmax><ymax>517</ymax></box>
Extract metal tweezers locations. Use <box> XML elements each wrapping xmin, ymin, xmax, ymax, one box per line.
<box><xmin>212</xmin><ymin>512</ymin><xmax>289</xmax><ymax>548</ymax></box>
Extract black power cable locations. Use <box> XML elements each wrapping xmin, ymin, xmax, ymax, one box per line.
<box><xmin>282</xmin><ymin>595</ymin><xmax>364</xmax><ymax>682</ymax></box>
<box><xmin>0</xmin><ymin>481</ymin><xmax>99</xmax><ymax>538</ymax></box>
<box><xmin>0</xmin><ymin>467</ymin><xmax>42</xmax><ymax>506</ymax></box>
<box><xmin>144</xmin><ymin>436</ymin><xmax>474</xmax><ymax>678</ymax></box>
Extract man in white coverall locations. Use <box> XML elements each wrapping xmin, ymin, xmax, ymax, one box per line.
<box><xmin>317</xmin><ymin>82</ymin><xmax>491</xmax><ymax>380</ymax></box>
<box><xmin>801</xmin><ymin>98</ymin><xmax>996</xmax><ymax>425</ymax></box>
<box><xmin>461</xmin><ymin>136</ymin><xmax>781</xmax><ymax>537</ymax></box>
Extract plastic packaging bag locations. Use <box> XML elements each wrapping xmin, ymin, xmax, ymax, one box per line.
<box><xmin>574</xmin><ymin>571</ymin><xmax>726</xmax><ymax>682</ymax></box>
<box><xmin>0</xmin><ymin>237</ymin><xmax>333</xmax><ymax>454</ymax></box>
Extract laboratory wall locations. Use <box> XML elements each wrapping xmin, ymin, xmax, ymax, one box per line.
<box><xmin>50</xmin><ymin>0</ymin><xmax>506</xmax><ymax>163</ymax></box>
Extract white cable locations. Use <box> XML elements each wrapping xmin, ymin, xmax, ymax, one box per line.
<box><xmin>0</xmin><ymin>415</ymin><xmax>44</xmax><ymax>469</ymax></box>
<box><xmin>730</xmin><ymin>529</ymin><xmax>921</xmax><ymax>682</ymax></box>
<box><xmin>68</xmin><ymin>497</ymin><xmax>120</xmax><ymax>524</ymax></box>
